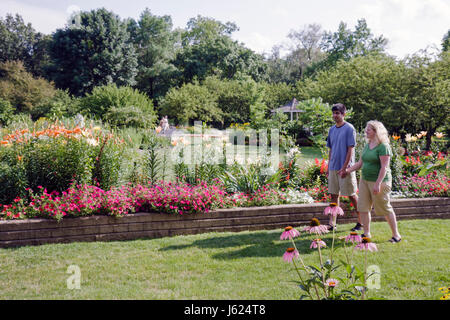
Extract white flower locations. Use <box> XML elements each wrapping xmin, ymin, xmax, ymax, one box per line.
<box><xmin>86</xmin><ymin>138</ymin><xmax>99</xmax><ymax>146</ymax></box>
<box><xmin>282</xmin><ymin>189</ymin><xmax>315</xmax><ymax>204</ymax></box>
<box><xmin>286</xmin><ymin>147</ymin><xmax>300</xmax><ymax>159</ymax></box>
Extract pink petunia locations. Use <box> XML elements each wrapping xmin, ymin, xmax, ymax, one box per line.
<box><xmin>280</xmin><ymin>226</ymin><xmax>301</xmax><ymax>240</ymax></box>
<box><xmin>323</xmin><ymin>202</ymin><xmax>344</xmax><ymax>217</ymax></box>
<box><xmin>283</xmin><ymin>247</ymin><xmax>299</xmax><ymax>262</ymax></box>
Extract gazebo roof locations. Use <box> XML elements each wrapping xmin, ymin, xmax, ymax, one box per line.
<box><xmin>271</xmin><ymin>98</ymin><xmax>303</xmax><ymax>113</ymax></box>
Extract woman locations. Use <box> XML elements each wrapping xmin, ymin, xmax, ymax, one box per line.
<box><xmin>345</xmin><ymin>120</ymin><xmax>402</xmax><ymax>243</ymax></box>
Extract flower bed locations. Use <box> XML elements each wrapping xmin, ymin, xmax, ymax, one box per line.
<box><xmin>0</xmin><ymin>197</ymin><xmax>449</xmax><ymax>248</ymax></box>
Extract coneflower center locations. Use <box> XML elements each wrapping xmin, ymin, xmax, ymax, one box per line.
<box><xmin>362</xmin><ymin>237</ymin><xmax>371</xmax><ymax>243</ymax></box>
<box><xmin>286</xmin><ymin>247</ymin><xmax>295</xmax><ymax>253</ymax></box>
<box><xmin>350</xmin><ymin>232</ymin><xmax>358</xmax><ymax>236</ymax></box>
<box><xmin>329</xmin><ymin>202</ymin><xmax>338</xmax><ymax>207</ymax></box>
<box><xmin>310</xmin><ymin>218</ymin><xmax>320</xmax><ymax>226</ymax></box>
<box><xmin>285</xmin><ymin>226</ymin><xmax>293</xmax><ymax>231</ymax></box>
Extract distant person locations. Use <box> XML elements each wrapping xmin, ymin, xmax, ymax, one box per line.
<box><xmin>326</xmin><ymin>103</ymin><xmax>361</xmax><ymax>231</ymax></box>
<box><xmin>344</xmin><ymin>120</ymin><xmax>401</xmax><ymax>243</ymax></box>
<box><xmin>160</xmin><ymin>116</ymin><xmax>169</xmax><ymax>134</ymax></box>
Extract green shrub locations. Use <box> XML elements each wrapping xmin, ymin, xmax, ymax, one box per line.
<box><xmin>0</xmin><ymin>97</ymin><xmax>13</xmax><ymax>126</ymax></box>
<box><xmin>0</xmin><ymin>60</ymin><xmax>56</xmax><ymax>113</ymax></box>
<box><xmin>30</xmin><ymin>90</ymin><xmax>80</xmax><ymax>120</ymax></box>
<box><xmin>79</xmin><ymin>84</ymin><xmax>157</xmax><ymax>128</ymax></box>
<box><xmin>104</xmin><ymin>105</ymin><xmax>154</xmax><ymax>129</ymax></box>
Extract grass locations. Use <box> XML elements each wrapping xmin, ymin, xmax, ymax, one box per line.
<box><xmin>0</xmin><ymin>218</ymin><xmax>448</xmax><ymax>300</ymax></box>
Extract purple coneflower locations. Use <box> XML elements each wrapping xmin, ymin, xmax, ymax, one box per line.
<box><xmin>303</xmin><ymin>218</ymin><xmax>329</xmax><ymax>235</ymax></box>
<box><xmin>354</xmin><ymin>237</ymin><xmax>378</xmax><ymax>251</ymax></box>
<box><xmin>283</xmin><ymin>247</ymin><xmax>299</xmax><ymax>262</ymax></box>
<box><xmin>345</xmin><ymin>232</ymin><xmax>362</xmax><ymax>244</ymax></box>
<box><xmin>280</xmin><ymin>226</ymin><xmax>301</xmax><ymax>240</ymax></box>
<box><xmin>323</xmin><ymin>202</ymin><xmax>344</xmax><ymax>217</ymax></box>
<box><xmin>310</xmin><ymin>238</ymin><xmax>327</xmax><ymax>249</ymax></box>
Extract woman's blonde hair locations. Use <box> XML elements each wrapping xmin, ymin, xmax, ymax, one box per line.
<box><xmin>365</xmin><ymin>120</ymin><xmax>390</xmax><ymax>145</ymax></box>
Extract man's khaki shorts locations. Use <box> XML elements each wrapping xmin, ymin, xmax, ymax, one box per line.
<box><xmin>357</xmin><ymin>179</ymin><xmax>395</xmax><ymax>216</ymax></box>
<box><xmin>328</xmin><ymin>170</ymin><xmax>357</xmax><ymax>196</ymax></box>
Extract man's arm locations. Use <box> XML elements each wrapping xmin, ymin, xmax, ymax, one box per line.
<box><xmin>339</xmin><ymin>146</ymin><xmax>354</xmax><ymax>177</ymax></box>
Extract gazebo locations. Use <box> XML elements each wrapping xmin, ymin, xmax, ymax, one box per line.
<box><xmin>270</xmin><ymin>98</ymin><xmax>303</xmax><ymax>120</ymax></box>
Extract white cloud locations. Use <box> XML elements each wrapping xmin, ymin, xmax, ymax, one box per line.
<box><xmin>0</xmin><ymin>0</ymin><xmax>67</xmax><ymax>34</ymax></box>
<box><xmin>355</xmin><ymin>0</ymin><xmax>450</xmax><ymax>58</ymax></box>
<box><xmin>234</xmin><ymin>31</ymin><xmax>275</xmax><ymax>54</ymax></box>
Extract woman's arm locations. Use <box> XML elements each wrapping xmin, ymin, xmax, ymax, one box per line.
<box><xmin>345</xmin><ymin>158</ymin><xmax>362</xmax><ymax>173</ymax></box>
<box><xmin>373</xmin><ymin>155</ymin><xmax>390</xmax><ymax>194</ymax></box>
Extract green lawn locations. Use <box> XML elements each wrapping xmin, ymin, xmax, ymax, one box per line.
<box><xmin>0</xmin><ymin>219</ymin><xmax>448</xmax><ymax>300</ymax></box>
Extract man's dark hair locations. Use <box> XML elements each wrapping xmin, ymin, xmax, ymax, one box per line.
<box><xmin>332</xmin><ymin>103</ymin><xmax>346</xmax><ymax>114</ymax></box>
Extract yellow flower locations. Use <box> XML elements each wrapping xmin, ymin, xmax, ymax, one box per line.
<box><xmin>392</xmin><ymin>134</ymin><xmax>401</xmax><ymax>141</ymax></box>
<box><xmin>155</xmin><ymin>126</ymin><xmax>162</xmax><ymax>134</ymax></box>
<box><xmin>435</xmin><ymin>132</ymin><xmax>444</xmax><ymax>139</ymax></box>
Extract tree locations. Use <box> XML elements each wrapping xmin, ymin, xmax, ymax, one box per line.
<box><xmin>47</xmin><ymin>8</ymin><xmax>137</xmax><ymax>96</ymax></box>
<box><xmin>159</xmin><ymin>80</ymin><xmax>222</xmax><ymax>125</ymax></box>
<box><xmin>442</xmin><ymin>29</ymin><xmax>450</xmax><ymax>52</ymax></box>
<box><xmin>0</xmin><ymin>13</ymin><xmax>50</xmax><ymax>77</ymax></box>
<box><xmin>0</xmin><ymin>60</ymin><xmax>56</xmax><ymax>113</ymax></box>
<box><xmin>127</xmin><ymin>8</ymin><xmax>180</xmax><ymax>102</ymax></box>
<box><xmin>286</xmin><ymin>24</ymin><xmax>326</xmax><ymax>79</ymax></box>
<box><xmin>182</xmin><ymin>15</ymin><xmax>238</xmax><ymax>46</ymax></box>
<box><xmin>297</xmin><ymin>54</ymin><xmax>411</xmax><ymax>133</ymax></box>
<box><xmin>174</xmin><ymin>16</ymin><xmax>267</xmax><ymax>84</ymax></box>
<box><xmin>307</xmin><ymin>19</ymin><xmax>388</xmax><ymax>76</ymax></box>
<box><xmin>402</xmin><ymin>51</ymin><xmax>450</xmax><ymax>149</ymax></box>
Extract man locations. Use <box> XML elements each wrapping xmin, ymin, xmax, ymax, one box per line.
<box><xmin>326</xmin><ymin>103</ymin><xmax>362</xmax><ymax>231</ymax></box>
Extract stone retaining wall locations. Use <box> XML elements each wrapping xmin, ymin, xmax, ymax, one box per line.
<box><xmin>1</xmin><ymin>197</ymin><xmax>449</xmax><ymax>248</ymax></box>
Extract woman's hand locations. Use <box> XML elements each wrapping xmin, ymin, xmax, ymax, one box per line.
<box><xmin>373</xmin><ymin>182</ymin><xmax>381</xmax><ymax>195</ymax></box>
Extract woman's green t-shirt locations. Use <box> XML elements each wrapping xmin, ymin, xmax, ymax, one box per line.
<box><xmin>361</xmin><ymin>143</ymin><xmax>392</xmax><ymax>182</ymax></box>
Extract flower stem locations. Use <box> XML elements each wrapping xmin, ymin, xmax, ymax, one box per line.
<box><xmin>362</xmin><ymin>249</ymin><xmax>368</xmax><ymax>300</ymax></box>
<box><xmin>317</xmin><ymin>245</ymin><xmax>328</xmax><ymax>298</ymax></box>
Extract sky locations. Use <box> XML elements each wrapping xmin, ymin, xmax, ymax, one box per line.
<box><xmin>1</xmin><ymin>0</ymin><xmax>449</xmax><ymax>59</ymax></box>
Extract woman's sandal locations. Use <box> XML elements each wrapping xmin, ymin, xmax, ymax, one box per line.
<box><xmin>388</xmin><ymin>237</ymin><xmax>402</xmax><ymax>243</ymax></box>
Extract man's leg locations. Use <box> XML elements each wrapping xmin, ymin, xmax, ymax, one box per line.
<box><xmin>329</xmin><ymin>193</ymin><xmax>339</xmax><ymax>227</ymax></box>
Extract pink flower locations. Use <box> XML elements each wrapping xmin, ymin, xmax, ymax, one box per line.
<box><xmin>354</xmin><ymin>237</ymin><xmax>378</xmax><ymax>251</ymax></box>
<box><xmin>325</xmin><ymin>278</ymin><xmax>339</xmax><ymax>287</ymax></box>
<box><xmin>323</xmin><ymin>202</ymin><xmax>344</xmax><ymax>217</ymax></box>
<box><xmin>303</xmin><ymin>218</ymin><xmax>329</xmax><ymax>235</ymax></box>
<box><xmin>283</xmin><ymin>247</ymin><xmax>299</xmax><ymax>262</ymax></box>
<box><xmin>280</xmin><ymin>226</ymin><xmax>301</xmax><ymax>240</ymax></box>
<box><xmin>345</xmin><ymin>232</ymin><xmax>362</xmax><ymax>244</ymax></box>
<box><xmin>310</xmin><ymin>238</ymin><xmax>327</xmax><ymax>249</ymax></box>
